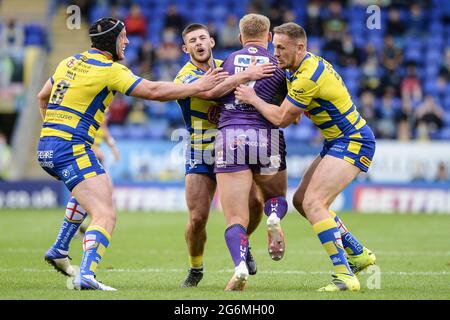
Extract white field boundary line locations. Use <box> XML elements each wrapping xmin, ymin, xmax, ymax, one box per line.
<box><xmin>2</xmin><ymin>248</ymin><xmax>450</xmax><ymax>256</ymax></box>
<box><xmin>0</xmin><ymin>268</ymin><xmax>448</xmax><ymax>276</ymax></box>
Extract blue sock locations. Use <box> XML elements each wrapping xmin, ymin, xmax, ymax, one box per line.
<box><xmin>330</xmin><ymin>211</ymin><xmax>364</xmax><ymax>255</ymax></box>
<box><xmin>52</xmin><ymin>197</ymin><xmax>87</xmax><ymax>255</ymax></box>
<box><xmin>224</xmin><ymin>224</ymin><xmax>248</xmax><ymax>267</ymax></box>
<box><xmin>264</xmin><ymin>196</ymin><xmax>288</xmax><ymax>220</ymax></box>
<box><xmin>313</xmin><ymin>218</ymin><xmax>353</xmax><ymax>275</ymax></box>
<box><xmin>80</xmin><ymin>226</ymin><xmax>111</xmax><ymax>276</ymax></box>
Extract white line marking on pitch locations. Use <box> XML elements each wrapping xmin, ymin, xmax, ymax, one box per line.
<box><xmin>2</xmin><ymin>248</ymin><xmax>449</xmax><ymax>256</ymax></box>
<box><xmin>1</xmin><ymin>268</ymin><xmax>448</xmax><ymax>276</ymax></box>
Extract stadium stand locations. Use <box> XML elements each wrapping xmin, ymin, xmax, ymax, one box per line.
<box><xmin>1</xmin><ymin>0</ymin><xmax>449</xmax><ymax>179</ymax></box>
<box><xmin>47</xmin><ymin>0</ymin><xmax>449</xmax><ymax>143</ymax></box>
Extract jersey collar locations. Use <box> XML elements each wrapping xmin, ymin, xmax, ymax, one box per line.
<box><xmin>286</xmin><ymin>52</ymin><xmax>311</xmax><ymax>81</ymax></box>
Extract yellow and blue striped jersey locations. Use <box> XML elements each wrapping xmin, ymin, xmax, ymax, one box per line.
<box><xmin>286</xmin><ymin>52</ymin><xmax>367</xmax><ymax>141</ymax></box>
<box><xmin>41</xmin><ymin>49</ymin><xmax>142</xmax><ymax>145</ymax></box>
<box><xmin>174</xmin><ymin>59</ymin><xmax>222</xmax><ymax>156</ymax></box>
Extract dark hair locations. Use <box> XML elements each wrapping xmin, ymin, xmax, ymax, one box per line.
<box><xmin>181</xmin><ymin>23</ymin><xmax>210</xmax><ymax>43</ymax></box>
<box><xmin>89</xmin><ymin>17</ymin><xmax>124</xmax><ymax>61</ymax></box>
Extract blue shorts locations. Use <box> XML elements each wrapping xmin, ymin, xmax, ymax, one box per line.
<box><xmin>320</xmin><ymin>127</ymin><xmax>376</xmax><ymax>172</ymax></box>
<box><xmin>185</xmin><ymin>160</ymin><xmax>216</xmax><ymax>181</ymax></box>
<box><xmin>37</xmin><ymin>137</ymin><xmax>106</xmax><ymax>191</ymax></box>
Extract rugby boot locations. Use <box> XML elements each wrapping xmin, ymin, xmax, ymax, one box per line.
<box><xmin>347</xmin><ymin>247</ymin><xmax>377</xmax><ymax>275</ymax></box>
<box><xmin>267</xmin><ymin>213</ymin><xmax>285</xmax><ymax>261</ymax></box>
<box><xmin>246</xmin><ymin>247</ymin><xmax>257</xmax><ymax>275</ymax></box>
<box><xmin>180</xmin><ymin>268</ymin><xmax>204</xmax><ymax>288</ymax></box>
<box><xmin>225</xmin><ymin>261</ymin><xmax>249</xmax><ymax>291</ymax></box>
<box><xmin>73</xmin><ymin>274</ymin><xmax>116</xmax><ymax>291</ymax></box>
<box><xmin>44</xmin><ymin>247</ymin><xmax>76</xmax><ymax>277</ymax></box>
<box><xmin>317</xmin><ymin>273</ymin><xmax>360</xmax><ymax>292</ymax></box>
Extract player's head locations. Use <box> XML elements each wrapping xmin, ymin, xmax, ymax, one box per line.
<box><xmin>272</xmin><ymin>22</ymin><xmax>307</xmax><ymax>69</ymax></box>
<box><xmin>89</xmin><ymin>17</ymin><xmax>128</xmax><ymax>61</ymax></box>
<box><xmin>238</xmin><ymin>14</ymin><xmax>272</xmax><ymax>45</ymax></box>
<box><xmin>182</xmin><ymin>23</ymin><xmax>215</xmax><ymax>64</ymax></box>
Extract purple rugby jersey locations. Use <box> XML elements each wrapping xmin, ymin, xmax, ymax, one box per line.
<box><xmin>217</xmin><ymin>45</ymin><xmax>287</xmax><ymax>129</ymax></box>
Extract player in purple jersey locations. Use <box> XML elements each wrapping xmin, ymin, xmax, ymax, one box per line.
<box><xmin>175</xmin><ymin>23</ymin><xmax>276</xmax><ymax>288</ymax></box>
<box><xmin>214</xmin><ymin>14</ymin><xmax>290</xmax><ymax>291</ymax></box>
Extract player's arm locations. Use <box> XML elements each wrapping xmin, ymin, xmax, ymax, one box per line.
<box><xmin>235</xmin><ymin>84</ymin><xmax>302</xmax><ymax>128</ymax></box>
<box><xmin>128</xmin><ymin>67</ymin><xmax>228</xmax><ymax>101</ymax></box>
<box><xmin>36</xmin><ymin>78</ymin><xmax>53</xmax><ymax>120</ymax></box>
<box><xmin>195</xmin><ymin>60</ymin><xmax>276</xmax><ymax>100</ymax></box>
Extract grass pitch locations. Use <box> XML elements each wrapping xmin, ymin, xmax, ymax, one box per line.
<box><xmin>0</xmin><ymin>209</ymin><xmax>449</xmax><ymax>300</ymax></box>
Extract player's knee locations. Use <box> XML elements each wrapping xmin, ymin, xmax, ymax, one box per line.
<box><xmin>302</xmin><ymin>195</ymin><xmax>325</xmax><ymax>215</ymax></box>
<box><xmin>293</xmin><ymin>191</ymin><xmax>307</xmax><ymax>218</ymax></box>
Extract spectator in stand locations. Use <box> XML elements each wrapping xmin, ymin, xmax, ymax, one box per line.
<box><xmin>337</xmin><ymin>33</ymin><xmax>362</xmax><ymax>67</ymax></box>
<box><xmin>401</xmin><ymin>62</ymin><xmax>423</xmax><ymax>106</ymax></box>
<box><xmin>323</xmin><ymin>1</ymin><xmax>347</xmax><ymax>55</ymax></box>
<box><xmin>138</xmin><ymin>40</ymin><xmax>156</xmax><ymax>72</ymax></box>
<box><xmin>268</xmin><ymin>6</ymin><xmax>284</xmax><ymax>31</ymax></box>
<box><xmin>435</xmin><ymin>162</ymin><xmax>449</xmax><ymax>182</ymax></box>
<box><xmin>164</xmin><ymin>4</ymin><xmax>186</xmax><ymax>34</ymax></box>
<box><xmin>434</xmin><ymin>72</ymin><xmax>448</xmax><ymax>103</ymax></box>
<box><xmin>381</xmin><ymin>34</ymin><xmax>403</xmax><ymax>71</ymax></box>
<box><xmin>0</xmin><ymin>132</ymin><xmax>11</xmax><ymax>180</ymax></box>
<box><xmin>395</xmin><ymin>100</ymin><xmax>414</xmax><ymax>140</ymax></box>
<box><xmin>359</xmin><ymin>90</ymin><xmax>377</xmax><ymax>131</ymax></box>
<box><xmin>282</xmin><ymin>10</ymin><xmax>296</xmax><ymax>24</ymax></box>
<box><xmin>156</xmin><ymin>27</ymin><xmax>182</xmax><ymax>66</ymax></box>
<box><xmin>386</xmin><ymin>8</ymin><xmax>406</xmax><ymax>38</ymax></box>
<box><xmin>126</xmin><ymin>100</ymin><xmax>149</xmax><ymax>125</ymax></box>
<box><xmin>379</xmin><ymin>63</ymin><xmax>402</xmax><ymax>97</ymax></box>
<box><xmin>124</xmin><ymin>3</ymin><xmax>147</xmax><ymax>38</ymax></box>
<box><xmin>219</xmin><ymin>15</ymin><xmax>241</xmax><ymax>50</ymax></box>
<box><xmin>0</xmin><ymin>17</ymin><xmax>24</xmax><ymax>58</ymax></box>
<box><xmin>305</xmin><ymin>0</ymin><xmax>323</xmax><ymax>37</ymax></box>
<box><xmin>359</xmin><ymin>44</ymin><xmax>381</xmax><ymax>94</ymax></box>
<box><xmin>414</xmin><ymin>95</ymin><xmax>445</xmax><ymax>139</ymax></box>
<box><xmin>439</xmin><ymin>47</ymin><xmax>450</xmax><ymax>78</ymax></box>
<box><xmin>108</xmin><ymin>94</ymin><xmax>130</xmax><ymax>125</ymax></box>
<box><xmin>407</xmin><ymin>3</ymin><xmax>426</xmax><ymax>38</ymax></box>
<box><xmin>374</xmin><ymin>87</ymin><xmax>399</xmax><ymax>139</ymax></box>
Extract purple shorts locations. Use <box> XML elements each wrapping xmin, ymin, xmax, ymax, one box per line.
<box><xmin>214</xmin><ymin>125</ymin><xmax>286</xmax><ymax>175</ymax></box>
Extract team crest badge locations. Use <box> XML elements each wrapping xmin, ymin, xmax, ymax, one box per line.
<box><xmin>66</xmin><ymin>58</ymin><xmax>76</xmax><ymax>68</ymax></box>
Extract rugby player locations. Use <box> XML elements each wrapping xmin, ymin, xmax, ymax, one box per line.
<box><xmin>37</xmin><ymin>17</ymin><xmax>228</xmax><ymax>291</ymax></box>
<box><xmin>235</xmin><ymin>22</ymin><xmax>377</xmax><ymax>292</ymax></box>
<box><xmin>214</xmin><ymin>14</ymin><xmax>290</xmax><ymax>291</ymax></box>
<box><xmin>175</xmin><ymin>23</ymin><xmax>276</xmax><ymax>287</ymax></box>
<box><xmin>43</xmin><ymin>118</ymin><xmax>120</xmax><ymax>279</ymax></box>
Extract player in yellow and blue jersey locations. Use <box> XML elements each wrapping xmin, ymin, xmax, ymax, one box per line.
<box><xmin>235</xmin><ymin>22</ymin><xmax>376</xmax><ymax>292</ymax></box>
<box><xmin>37</xmin><ymin>17</ymin><xmax>228</xmax><ymax>291</ymax></box>
<box><xmin>174</xmin><ymin>23</ymin><xmax>277</xmax><ymax>287</ymax></box>
<box><xmin>43</xmin><ymin>118</ymin><xmax>120</xmax><ymax>278</ymax></box>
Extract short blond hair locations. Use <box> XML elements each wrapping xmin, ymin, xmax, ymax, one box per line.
<box><xmin>239</xmin><ymin>14</ymin><xmax>270</xmax><ymax>41</ymax></box>
<box><xmin>273</xmin><ymin>22</ymin><xmax>307</xmax><ymax>42</ymax></box>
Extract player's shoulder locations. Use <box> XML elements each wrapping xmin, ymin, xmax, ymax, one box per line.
<box><xmin>175</xmin><ymin>61</ymin><xmax>202</xmax><ymax>83</ymax></box>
